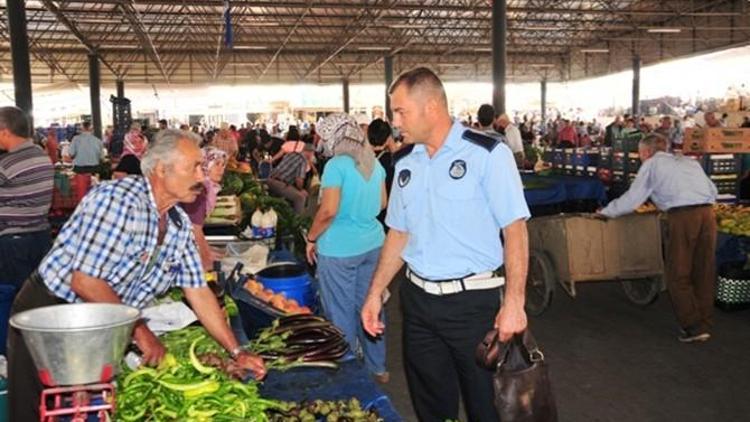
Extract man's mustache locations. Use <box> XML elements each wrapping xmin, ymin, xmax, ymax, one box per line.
<box><xmin>190</xmin><ymin>183</ymin><xmax>205</xmax><ymax>192</ymax></box>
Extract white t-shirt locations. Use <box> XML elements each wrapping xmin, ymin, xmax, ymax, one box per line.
<box><xmin>504</xmin><ymin>123</ymin><xmax>524</xmax><ymax>155</ymax></box>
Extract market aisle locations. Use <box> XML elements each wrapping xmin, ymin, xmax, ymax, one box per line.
<box><xmin>380</xmin><ymin>278</ymin><xmax>750</xmax><ymax>422</ymax></box>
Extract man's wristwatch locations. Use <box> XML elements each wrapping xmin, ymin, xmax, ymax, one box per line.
<box><xmin>229</xmin><ymin>347</ymin><xmax>243</xmax><ymax>360</ymax></box>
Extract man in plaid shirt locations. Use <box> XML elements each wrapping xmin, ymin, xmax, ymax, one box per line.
<box><xmin>8</xmin><ymin>129</ymin><xmax>266</xmax><ymax>422</ymax></box>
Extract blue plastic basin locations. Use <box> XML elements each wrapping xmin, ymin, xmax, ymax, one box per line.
<box><xmin>256</xmin><ymin>264</ymin><xmax>315</xmax><ymax>307</ymax></box>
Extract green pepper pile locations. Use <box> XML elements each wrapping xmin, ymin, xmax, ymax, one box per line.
<box><xmin>117</xmin><ymin>326</ymin><xmax>284</xmax><ymax>421</ymax></box>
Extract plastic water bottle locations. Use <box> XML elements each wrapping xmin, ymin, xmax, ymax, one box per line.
<box><xmin>251</xmin><ymin>209</ymin><xmax>264</xmax><ymax>238</ymax></box>
<box><xmin>261</xmin><ymin>208</ymin><xmax>278</xmax><ymax>238</ymax></box>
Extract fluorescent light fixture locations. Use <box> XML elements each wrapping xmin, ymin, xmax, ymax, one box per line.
<box><xmin>519</xmin><ymin>26</ymin><xmax>555</xmax><ymax>31</ymax></box>
<box><xmin>647</xmin><ymin>28</ymin><xmax>681</xmax><ymax>33</ymax></box>
<box><xmin>387</xmin><ymin>24</ymin><xmax>429</xmax><ymax>29</ymax></box>
<box><xmin>473</xmin><ymin>47</ymin><xmax>492</xmax><ymax>52</ymax></box>
<box><xmin>233</xmin><ymin>46</ymin><xmax>268</xmax><ymax>50</ymax></box>
<box><xmin>246</xmin><ymin>22</ymin><xmax>281</xmax><ymax>27</ymax></box>
<box><xmin>357</xmin><ymin>46</ymin><xmax>391</xmax><ymax>51</ymax></box>
<box><xmin>580</xmin><ymin>48</ymin><xmax>609</xmax><ymax>53</ymax></box>
<box><xmin>528</xmin><ymin>64</ymin><xmax>555</xmax><ymax>68</ymax></box>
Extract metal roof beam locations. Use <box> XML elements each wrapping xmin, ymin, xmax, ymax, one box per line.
<box><xmin>38</xmin><ymin>0</ymin><xmax>119</xmax><ymax>77</ymax></box>
<box><xmin>117</xmin><ymin>1</ymin><xmax>170</xmax><ymax>84</ymax></box>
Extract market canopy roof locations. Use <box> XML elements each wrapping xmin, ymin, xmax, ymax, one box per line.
<box><xmin>1</xmin><ymin>0</ymin><xmax>749</xmax><ymax>85</ymax></box>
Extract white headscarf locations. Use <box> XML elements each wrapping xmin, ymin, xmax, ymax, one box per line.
<box><xmin>317</xmin><ymin>113</ymin><xmax>375</xmax><ymax>180</ymax></box>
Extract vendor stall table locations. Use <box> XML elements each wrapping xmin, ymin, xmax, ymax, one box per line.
<box><xmin>522</xmin><ymin>174</ymin><xmax>607</xmax><ymax>215</ymax></box>
<box><xmin>260</xmin><ymin>360</ymin><xmax>402</xmax><ymax>422</ymax></box>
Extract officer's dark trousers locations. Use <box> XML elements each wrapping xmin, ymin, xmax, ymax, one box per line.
<box><xmin>8</xmin><ymin>272</ymin><xmax>67</xmax><ymax>422</ymax></box>
<box><xmin>400</xmin><ymin>273</ymin><xmax>501</xmax><ymax>422</ymax></box>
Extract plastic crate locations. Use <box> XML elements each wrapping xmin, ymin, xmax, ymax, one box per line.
<box><xmin>716</xmin><ymin>263</ymin><xmax>750</xmax><ymax>311</ymax></box>
<box><xmin>704</xmin><ymin>154</ymin><xmax>738</xmax><ymax>175</ymax></box>
<box><xmin>711</xmin><ymin>174</ymin><xmax>738</xmax><ymax>195</ymax></box>
<box><xmin>612</xmin><ymin>153</ymin><xmax>625</xmax><ymax>171</ymax></box>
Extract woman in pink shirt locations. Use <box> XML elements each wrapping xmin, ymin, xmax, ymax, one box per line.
<box><xmin>180</xmin><ymin>147</ymin><xmax>228</xmax><ymax>269</ymax></box>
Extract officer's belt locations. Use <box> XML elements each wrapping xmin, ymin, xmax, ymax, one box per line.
<box><xmin>406</xmin><ymin>267</ymin><xmax>505</xmax><ymax>296</ymax></box>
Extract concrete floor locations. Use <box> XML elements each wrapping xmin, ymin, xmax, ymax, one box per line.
<box><xmin>379</xmin><ymin>276</ymin><xmax>750</xmax><ymax>422</ymax></box>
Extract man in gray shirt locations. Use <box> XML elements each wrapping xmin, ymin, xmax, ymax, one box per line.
<box><xmin>600</xmin><ymin>134</ymin><xmax>717</xmax><ymax>343</ymax></box>
<box><xmin>67</xmin><ymin>121</ymin><xmax>103</xmax><ymax>174</ymax></box>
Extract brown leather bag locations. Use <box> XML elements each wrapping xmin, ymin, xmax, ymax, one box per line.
<box><xmin>476</xmin><ymin>329</ymin><xmax>558</xmax><ymax>422</ymax></box>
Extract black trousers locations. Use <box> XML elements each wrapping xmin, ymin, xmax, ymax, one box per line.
<box><xmin>400</xmin><ymin>273</ymin><xmax>501</xmax><ymax>422</ymax></box>
<box><xmin>8</xmin><ymin>272</ymin><xmax>67</xmax><ymax>422</ymax></box>
<box><xmin>0</xmin><ymin>230</ymin><xmax>51</xmax><ymax>288</ymax></box>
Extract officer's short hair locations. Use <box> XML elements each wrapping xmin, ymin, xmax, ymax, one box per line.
<box><xmin>639</xmin><ymin>133</ymin><xmax>667</xmax><ymax>153</ymax></box>
<box><xmin>477</xmin><ymin>104</ymin><xmax>495</xmax><ymax>127</ymax></box>
<box><xmin>367</xmin><ymin>118</ymin><xmax>392</xmax><ymax>147</ymax></box>
<box><xmin>0</xmin><ymin>106</ymin><xmax>31</xmax><ymax>138</ymax></box>
<box><xmin>388</xmin><ymin>67</ymin><xmax>447</xmax><ymax>105</ymax></box>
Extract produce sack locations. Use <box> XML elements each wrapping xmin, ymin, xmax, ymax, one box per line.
<box><xmin>476</xmin><ymin>329</ymin><xmax>558</xmax><ymax>422</ymax></box>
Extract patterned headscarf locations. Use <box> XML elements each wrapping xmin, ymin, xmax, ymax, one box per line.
<box><xmin>317</xmin><ymin>113</ymin><xmax>375</xmax><ymax>180</ymax></box>
<box><xmin>202</xmin><ymin>146</ymin><xmax>228</xmax><ymax>175</ymax></box>
<box><xmin>201</xmin><ymin>146</ymin><xmax>228</xmax><ymax>215</ymax></box>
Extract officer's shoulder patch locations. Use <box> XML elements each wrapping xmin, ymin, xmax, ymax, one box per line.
<box><xmin>462</xmin><ymin>130</ymin><xmax>499</xmax><ymax>152</ymax></box>
<box><xmin>393</xmin><ymin>143</ymin><xmax>416</xmax><ymax>164</ymax></box>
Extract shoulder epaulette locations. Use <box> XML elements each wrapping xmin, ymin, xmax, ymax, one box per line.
<box><xmin>393</xmin><ymin>143</ymin><xmax>416</xmax><ymax>164</ymax></box>
<box><xmin>462</xmin><ymin>130</ymin><xmax>500</xmax><ymax>152</ymax></box>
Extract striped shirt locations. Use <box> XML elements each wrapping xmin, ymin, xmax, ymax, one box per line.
<box><xmin>270</xmin><ymin>152</ymin><xmax>307</xmax><ymax>185</ymax></box>
<box><xmin>38</xmin><ymin>176</ymin><xmax>205</xmax><ymax>309</ymax></box>
<box><xmin>0</xmin><ymin>140</ymin><xmax>54</xmax><ymax>236</ymax></box>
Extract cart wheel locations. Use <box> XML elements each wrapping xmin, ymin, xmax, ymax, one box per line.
<box><xmin>526</xmin><ymin>250</ymin><xmax>555</xmax><ymax>316</ymax></box>
<box><xmin>622</xmin><ymin>277</ymin><xmax>661</xmax><ymax>306</ymax></box>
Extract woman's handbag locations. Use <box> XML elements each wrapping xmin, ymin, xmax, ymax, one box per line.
<box><xmin>476</xmin><ymin>329</ymin><xmax>558</xmax><ymax>422</ymax></box>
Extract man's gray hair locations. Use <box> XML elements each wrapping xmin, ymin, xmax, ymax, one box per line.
<box><xmin>639</xmin><ymin>133</ymin><xmax>668</xmax><ymax>154</ymax></box>
<box><xmin>140</xmin><ymin>129</ymin><xmax>201</xmax><ymax>176</ymax></box>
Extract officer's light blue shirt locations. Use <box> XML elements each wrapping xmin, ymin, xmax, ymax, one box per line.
<box><xmin>386</xmin><ymin>121</ymin><xmax>531</xmax><ymax>279</ymax></box>
<box><xmin>601</xmin><ymin>151</ymin><xmax>717</xmax><ymax>218</ymax></box>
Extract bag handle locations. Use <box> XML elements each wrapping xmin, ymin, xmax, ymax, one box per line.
<box><xmin>496</xmin><ymin>329</ymin><xmax>545</xmax><ymax>371</ymax></box>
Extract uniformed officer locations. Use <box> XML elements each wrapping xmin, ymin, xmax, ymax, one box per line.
<box><xmin>361</xmin><ymin>67</ymin><xmax>530</xmax><ymax>422</ymax></box>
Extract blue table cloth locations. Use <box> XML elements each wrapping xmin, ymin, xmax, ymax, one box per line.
<box><xmin>522</xmin><ymin>177</ymin><xmax>567</xmax><ymax>206</ymax></box>
<box><xmin>260</xmin><ymin>360</ymin><xmax>402</xmax><ymax>422</ymax></box>
<box><xmin>522</xmin><ymin>174</ymin><xmax>607</xmax><ymax>207</ymax></box>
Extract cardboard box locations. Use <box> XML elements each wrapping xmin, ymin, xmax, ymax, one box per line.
<box><xmin>528</xmin><ymin>213</ymin><xmax>663</xmax><ymax>294</ymax></box>
<box><xmin>684</xmin><ymin>128</ymin><xmax>750</xmax><ymax>153</ymax></box>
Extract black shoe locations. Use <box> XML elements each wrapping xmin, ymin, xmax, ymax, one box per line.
<box><xmin>678</xmin><ymin>329</ymin><xmax>710</xmax><ymax>343</ymax></box>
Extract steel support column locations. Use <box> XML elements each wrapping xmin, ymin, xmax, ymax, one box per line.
<box><xmin>631</xmin><ymin>55</ymin><xmax>641</xmax><ymax>116</ymax></box>
<box><xmin>342</xmin><ymin>79</ymin><xmax>350</xmax><ymax>113</ymax></box>
<box><xmin>88</xmin><ymin>54</ymin><xmax>102</xmax><ymax>139</ymax></box>
<box><xmin>7</xmin><ymin>0</ymin><xmax>33</xmax><ymax>115</ymax></box>
<box><xmin>541</xmin><ymin>78</ymin><xmax>547</xmax><ymax>127</ymax></box>
<box><xmin>116</xmin><ymin>79</ymin><xmax>125</xmax><ymax>99</ymax></box>
<box><xmin>491</xmin><ymin>0</ymin><xmax>507</xmax><ymax>115</ymax></box>
<box><xmin>384</xmin><ymin>55</ymin><xmax>393</xmax><ymax>122</ymax></box>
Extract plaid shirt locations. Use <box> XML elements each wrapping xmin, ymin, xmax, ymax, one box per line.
<box><xmin>38</xmin><ymin>176</ymin><xmax>205</xmax><ymax>309</ymax></box>
<box><xmin>270</xmin><ymin>152</ymin><xmax>307</xmax><ymax>185</ymax></box>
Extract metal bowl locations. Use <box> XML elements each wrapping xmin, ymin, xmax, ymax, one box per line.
<box><xmin>10</xmin><ymin>303</ymin><xmax>140</xmax><ymax>386</ymax></box>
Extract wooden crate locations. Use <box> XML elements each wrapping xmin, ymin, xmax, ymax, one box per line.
<box><xmin>528</xmin><ymin>212</ymin><xmax>664</xmax><ymax>296</ymax></box>
<box><xmin>684</xmin><ymin>128</ymin><xmax>750</xmax><ymax>153</ymax></box>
